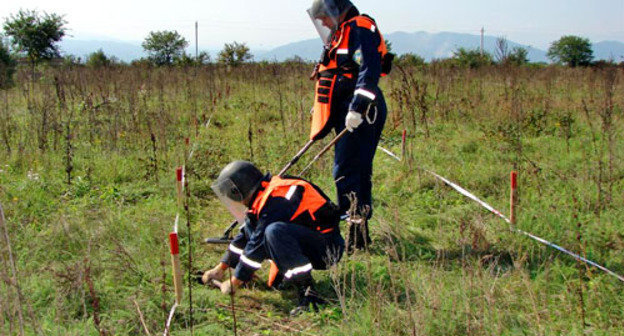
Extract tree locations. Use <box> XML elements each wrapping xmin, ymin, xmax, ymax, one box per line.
<box><xmin>494</xmin><ymin>37</ymin><xmax>529</xmax><ymax>66</ymax></box>
<box><xmin>385</xmin><ymin>39</ymin><xmax>393</xmax><ymax>53</ymax></box>
<box><xmin>452</xmin><ymin>47</ymin><xmax>493</xmax><ymax>68</ymax></box>
<box><xmin>142</xmin><ymin>30</ymin><xmax>188</xmax><ymax>66</ymax></box>
<box><xmin>86</xmin><ymin>49</ymin><xmax>111</xmax><ymax>67</ymax></box>
<box><xmin>217</xmin><ymin>42</ymin><xmax>252</xmax><ymax>66</ymax></box>
<box><xmin>506</xmin><ymin>47</ymin><xmax>529</xmax><ymax>66</ymax></box>
<box><xmin>547</xmin><ymin>35</ymin><xmax>593</xmax><ymax>67</ymax></box>
<box><xmin>3</xmin><ymin>9</ymin><xmax>67</xmax><ymax>66</ymax></box>
<box><xmin>62</xmin><ymin>54</ymin><xmax>81</xmax><ymax>66</ymax></box>
<box><xmin>284</xmin><ymin>55</ymin><xmax>306</xmax><ymax>64</ymax></box>
<box><xmin>174</xmin><ymin>51</ymin><xmax>211</xmax><ymax>66</ymax></box>
<box><xmin>396</xmin><ymin>53</ymin><xmax>425</xmax><ymax>67</ymax></box>
<box><xmin>0</xmin><ymin>39</ymin><xmax>16</xmax><ymax>88</ymax></box>
<box><xmin>494</xmin><ymin>37</ymin><xmax>510</xmax><ymax>63</ymax></box>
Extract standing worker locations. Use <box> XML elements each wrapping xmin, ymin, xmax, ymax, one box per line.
<box><xmin>307</xmin><ymin>0</ymin><xmax>393</xmax><ymax>251</ymax></box>
<box><xmin>201</xmin><ymin>161</ymin><xmax>345</xmax><ymax>315</ymax></box>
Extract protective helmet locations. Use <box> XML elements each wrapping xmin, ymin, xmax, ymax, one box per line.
<box><xmin>212</xmin><ymin>161</ymin><xmax>264</xmax><ymax>224</ymax></box>
<box><xmin>308</xmin><ymin>0</ymin><xmax>354</xmax><ymax>43</ymax></box>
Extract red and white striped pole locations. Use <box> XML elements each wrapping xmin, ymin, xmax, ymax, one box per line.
<box><xmin>510</xmin><ymin>171</ymin><xmax>517</xmax><ymax>226</ymax></box>
<box><xmin>176</xmin><ymin>166</ymin><xmax>183</xmax><ymax>208</ymax></box>
<box><xmin>169</xmin><ymin>232</ymin><xmax>183</xmax><ymax>304</ymax></box>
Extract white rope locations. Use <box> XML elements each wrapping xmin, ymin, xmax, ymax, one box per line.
<box><xmin>377</xmin><ymin>145</ymin><xmax>402</xmax><ymax>162</ymax></box>
<box><xmin>378</xmin><ymin>146</ymin><xmax>624</xmax><ymax>283</ymax></box>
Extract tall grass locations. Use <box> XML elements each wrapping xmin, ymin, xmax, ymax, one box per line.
<box><xmin>0</xmin><ymin>63</ymin><xmax>622</xmax><ymax>335</ymax></box>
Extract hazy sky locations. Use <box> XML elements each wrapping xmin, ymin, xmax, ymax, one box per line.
<box><xmin>1</xmin><ymin>0</ymin><xmax>623</xmax><ymax>50</ymax></box>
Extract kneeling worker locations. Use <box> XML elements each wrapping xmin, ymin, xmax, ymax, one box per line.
<box><xmin>201</xmin><ymin>160</ymin><xmax>345</xmax><ymax>315</ymax></box>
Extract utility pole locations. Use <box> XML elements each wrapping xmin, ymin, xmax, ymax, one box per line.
<box><xmin>480</xmin><ymin>27</ymin><xmax>484</xmax><ymax>55</ymax></box>
<box><xmin>195</xmin><ymin>21</ymin><xmax>198</xmax><ymax>60</ymax></box>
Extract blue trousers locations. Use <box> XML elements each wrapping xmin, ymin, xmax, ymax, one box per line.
<box><xmin>265</xmin><ymin>222</ymin><xmax>344</xmax><ymax>284</ymax></box>
<box><xmin>332</xmin><ymin>88</ymin><xmax>387</xmax><ymax>217</ymax></box>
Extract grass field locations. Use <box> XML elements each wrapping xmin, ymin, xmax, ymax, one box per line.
<box><xmin>0</xmin><ymin>63</ymin><xmax>622</xmax><ymax>335</ymax></box>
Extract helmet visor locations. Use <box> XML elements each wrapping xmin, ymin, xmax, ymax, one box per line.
<box><xmin>211</xmin><ymin>178</ymin><xmax>248</xmax><ymax>225</ymax></box>
<box><xmin>308</xmin><ymin>4</ymin><xmax>339</xmax><ymax>44</ymax></box>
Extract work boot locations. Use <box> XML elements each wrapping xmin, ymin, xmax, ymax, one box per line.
<box><xmin>346</xmin><ymin>217</ymin><xmax>371</xmax><ymax>254</ymax></box>
<box><xmin>289</xmin><ymin>285</ymin><xmax>326</xmax><ymax>316</ymax></box>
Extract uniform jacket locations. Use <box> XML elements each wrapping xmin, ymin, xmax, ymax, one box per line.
<box><xmin>311</xmin><ymin>8</ymin><xmax>391</xmax><ymax>140</ymax></box>
<box><xmin>222</xmin><ymin>174</ymin><xmax>340</xmax><ymax>281</ymax></box>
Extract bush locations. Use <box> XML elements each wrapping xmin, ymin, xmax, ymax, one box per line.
<box><xmin>452</xmin><ymin>47</ymin><xmax>493</xmax><ymax>68</ymax></box>
<box><xmin>86</xmin><ymin>49</ymin><xmax>111</xmax><ymax>67</ymax></box>
<box><xmin>173</xmin><ymin>51</ymin><xmax>211</xmax><ymax>66</ymax></box>
<box><xmin>396</xmin><ymin>53</ymin><xmax>426</xmax><ymax>67</ymax></box>
<box><xmin>217</xmin><ymin>42</ymin><xmax>253</xmax><ymax>66</ymax></box>
<box><xmin>0</xmin><ymin>40</ymin><xmax>16</xmax><ymax>88</ymax></box>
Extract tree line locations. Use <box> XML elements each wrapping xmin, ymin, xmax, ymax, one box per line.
<box><xmin>0</xmin><ymin>10</ymin><xmax>254</xmax><ymax>70</ymax></box>
<box><xmin>0</xmin><ymin>8</ymin><xmax>620</xmax><ymax>86</ymax></box>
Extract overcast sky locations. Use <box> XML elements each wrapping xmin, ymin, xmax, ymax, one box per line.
<box><xmin>1</xmin><ymin>0</ymin><xmax>623</xmax><ymax>50</ymax></box>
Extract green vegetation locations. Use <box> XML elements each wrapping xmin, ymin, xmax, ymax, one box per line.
<box><xmin>217</xmin><ymin>42</ymin><xmax>253</xmax><ymax>66</ymax></box>
<box><xmin>86</xmin><ymin>49</ymin><xmax>116</xmax><ymax>67</ymax></box>
<box><xmin>495</xmin><ymin>37</ymin><xmax>529</xmax><ymax>66</ymax></box>
<box><xmin>0</xmin><ymin>39</ymin><xmax>16</xmax><ymax>88</ymax></box>
<box><xmin>2</xmin><ymin>9</ymin><xmax>67</xmax><ymax>67</ymax></box>
<box><xmin>142</xmin><ymin>30</ymin><xmax>189</xmax><ymax>66</ymax></box>
<box><xmin>0</xmin><ymin>58</ymin><xmax>622</xmax><ymax>335</ymax></box>
<box><xmin>396</xmin><ymin>53</ymin><xmax>426</xmax><ymax>67</ymax></box>
<box><xmin>547</xmin><ymin>35</ymin><xmax>594</xmax><ymax>67</ymax></box>
<box><xmin>452</xmin><ymin>47</ymin><xmax>493</xmax><ymax>68</ymax></box>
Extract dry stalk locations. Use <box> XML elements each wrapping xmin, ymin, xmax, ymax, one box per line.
<box><xmin>573</xmin><ymin>197</ymin><xmax>588</xmax><ymax>330</ymax></box>
<box><xmin>227</xmin><ymin>267</ymin><xmax>237</xmax><ymax>336</ymax></box>
<box><xmin>161</xmin><ymin>259</ymin><xmax>168</xmax><ymax>319</ymax></box>
<box><xmin>379</xmin><ymin>218</ymin><xmax>418</xmax><ymax>336</ymax></box>
<box><xmin>0</xmin><ymin>202</ymin><xmax>25</xmax><ymax>336</ymax></box>
<box><xmin>84</xmin><ymin>257</ymin><xmax>106</xmax><ymax>336</ymax></box>
<box><xmin>132</xmin><ymin>299</ymin><xmax>152</xmax><ymax>336</ymax></box>
<box><xmin>581</xmin><ymin>99</ymin><xmax>605</xmax><ymax>215</ymax></box>
<box><xmin>184</xmin><ymin>150</ymin><xmax>194</xmax><ymax>334</ymax></box>
<box><xmin>1</xmin><ymin>90</ymin><xmax>12</xmax><ymax>154</ymax></box>
<box><xmin>0</xmin><ymin>223</ymin><xmax>15</xmax><ymax>335</ymax></box>
<box><xmin>247</xmin><ymin>118</ymin><xmax>254</xmax><ymax>161</ymax></box>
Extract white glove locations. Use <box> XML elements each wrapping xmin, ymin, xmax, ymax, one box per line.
<box><xmin>201</xmin><ymin>265</ymin><xmax>225</xmax><ymax>284</ymax></box>
<box><xmin>345</xmin><ymin>111</ymin><xmax>363</xmax><ymax>132</ymax></box>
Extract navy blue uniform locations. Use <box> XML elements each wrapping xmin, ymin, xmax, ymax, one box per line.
<box><xmin>221</xmin><ymin>174</ymin><xmax>344</xmax><ymax>285</ymax></box>
<box><xmin>320</xmin><ymin>9</ymin><xmax>389</xmax><ymax>217</ymax></box>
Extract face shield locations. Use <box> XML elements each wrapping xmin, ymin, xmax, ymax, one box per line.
<box><xmin>211</xmin><ymin>178</ymin><xmax>248</xmax><ymax>225</ymax></box>
<box><xmin>307</xmin><ymin>8</ymin><xmax>338</xmax><ymax>44</ymax></box>
<box><xmin>308</xmin><ymin>0</ymin><xmax>350</xmax><ymax>44</ymax></box>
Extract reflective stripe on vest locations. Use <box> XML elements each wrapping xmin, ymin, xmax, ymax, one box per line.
<box><xmin>310</xmin><ymin>14</ymin><xmax>388</xmax><ymax>140</ymax></box>
<box><xmin>250</xmin><ymin>176</ymin><xmax>328</xmax><ymax>224</ymax></box>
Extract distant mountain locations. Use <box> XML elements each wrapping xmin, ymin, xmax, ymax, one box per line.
<box><xmin>257</xmin><ymin>39</ymin><xmax>323</xmax><ymax>62</ymax></box>
<box><xmin>593</xmin><ymin>41</ymin><xmax>624</xmax><ymax>62</ymax></box>
<box><xmin>384</xmin><ymin>31</ymin><xmax>549</xmax><ymax>62</ymax></box>
<box><xmin>258</xmin><ymin>31</ymin><xmax>550</xmax><ymax>63</ymax></box>
<box><xmin>59</xmin><ymin>33</ymin><xmax>624</xmax><ymax>64</ymax></box>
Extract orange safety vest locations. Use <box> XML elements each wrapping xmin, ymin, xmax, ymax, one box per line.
<box><xmin>310</xmin><ymin>14</ymin><xmax>390</xmax><ymax>141</ymax></box>
<box><xmin>250</xmin><ymin>176</ymin><xmax>339</xmax><ymax>233</ymax></box>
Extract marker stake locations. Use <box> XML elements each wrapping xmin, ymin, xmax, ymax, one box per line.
<box><xmin>510</xmin><ymin>171</ymin><xmax>517</xmax><ymax>226</ymax></box>
<box><xmin>168</xmin><ymin>232</ymin><xmax>183</xmax><ymax>304</ymax></box>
